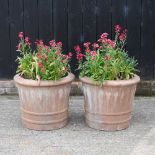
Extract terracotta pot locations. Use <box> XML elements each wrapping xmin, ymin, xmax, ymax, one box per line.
<box><xmin>14</xmin><ymin>73</ymin><xmax>74</xmax><ymax>130</ymax></box>
<box><xmin>80</xmin><ymin>75</ymin><xmax>140</xmax><ymax>131</ymax></box>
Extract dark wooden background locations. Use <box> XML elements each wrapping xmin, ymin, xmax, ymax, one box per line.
<box><xmin>0</xmin><ymin>0</ymin><xmax>155</xmax><ymax>79</ymax></box>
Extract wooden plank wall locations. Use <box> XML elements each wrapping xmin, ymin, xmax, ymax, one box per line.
<box><xmin>0</xmin><ymin>0</ymin><xmax>155</xmax><ymax>79</ymax></box>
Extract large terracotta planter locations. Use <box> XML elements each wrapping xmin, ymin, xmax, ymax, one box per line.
<box><xmin>80</xmin><ymin>75</ymin><xmax>140</xmax><ymax>131</ymax></box>
<box><xmin>14</xmin><ymin>73</ymin><xmax>74</xmax><ymax>130</ymax></box>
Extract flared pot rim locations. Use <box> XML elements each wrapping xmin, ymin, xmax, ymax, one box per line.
<box><xmin>79</xmin><ymin>74</ymin><xmax>140</xmax><ymax>86</ymax></box>
<box><xmin>14</xmin><ymin>73</ymin><xmax>74</xmax><ymax>87</ymax></box>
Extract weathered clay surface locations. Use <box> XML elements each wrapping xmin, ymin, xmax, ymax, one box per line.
<box><xmin>80</xmin><ymin>75</ymin><xmax>140</xmax><ymax>131</ymax></box>
<box><xmin>14</xmin><ymin>73</ymin><xmax>74</xmax><ymax>130</ymax></box>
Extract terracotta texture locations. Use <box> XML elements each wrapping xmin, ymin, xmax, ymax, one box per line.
<box><xmin>80</xmin><ymin>75</ymin><xmax>140</xmax><ymax>131</ymax></box>
<box><xmin>14</xmin><ymin>73</ymin><xmax>74</xmax><ymax>130</ymax></box>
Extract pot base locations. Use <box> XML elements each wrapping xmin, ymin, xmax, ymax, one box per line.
<box><xmin>22</xmin><ymin>120</ymin><xmax>68</xmax><ymax>131</ymax></box>
<box><xmin>85</xmin><ymin>119</ymin><xmax>130</xmax><ymax>131</ymax></box>
<box><xmin>21</xmin><ymin>109</ymin><xmax>69</xmax><ymax>130</ymax></box>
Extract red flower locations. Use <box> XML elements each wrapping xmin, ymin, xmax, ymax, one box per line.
<box><xmin>25</xmin><ymin>37</ymin><xmax>29</xmax><ymax>42</ymax></box>
<box><xmin>41</xmin><ymin>54</ymin><xmax>48</xmax><ymax>61</ymax></box>
<box><xmin>100</xmin><ymin>33</ymin><xmax>108</xmax><ymax>39</ymax></box>
<box><xmin>77</xmin><ymin>53</ymin><xmax>83</xmax><ymax>60</ymax></box>
<box><xmin>119</xmin><ymin>33</ymin><xmax>126</xmax><ymax>41</ymax></box>
<box><xmin>106</xmin><ymin>39</ymin><xmax>116</xmax><ymax>48</ymax></box>
<box><xmin>92</xmin><ymin>43</ymin><xmax>99</xmax><ymax>49</ymax></box>
<box><xmin>18</xmin><ymin>32</ymin><xmax>24</xmax><ymax>38</ymax></box>
<box><xmin>49</xmin><ymin>40</ymin><xmax>56</xmax><ymax>47</ymax></box>
<box><xmin>44</xmin><ymin>45</ymin><xmax>50</xmax><ymax>52</ymax></box>
<box><xmin>98</xmin><ymin>38</ymin><xmax>102</xmax><ymax>42</ymax></box>
<box><xmin>38</xmin><ymin>62</ymin><xmax>44</xmax><ymax>68</ymax></box>
<box><xmin>38</xmin><ymin>62</ymin><xmax>45</xmax><ymax>72</ymax></box>
<box><xmin>35</xmin><ymin>39</ymin><xmax>44</xmax><ymax>45</ymax></box>
<box><xmin>90</xmin><ymin>51</ymin><xmax>97</xmax><ymax>60</ymax></box>
<box><xmin>114</xmin><ymin>25</ymin><xmax>121</xmax><ymax>33</ymax></box>
<box><xmin>85</xmin><ymin>48</ymin><xmax>90</xmax><ymax>53</ymax></box>
<box><xmin>98</xmin><ymin>33</ymin><xmax>109</xmax><ymax>43</ymax></box>
<box><xmin>90</xmin><ymin>51</ymin><xmax>97</xmax><ymax>57</ymax></box>
<box><xmin>64</xmin><ymin>52</ymin><xmax>72</xmax><ymax>59</ymax></box>
<box><xmin>74</xmin><ymin>45</ymin><xmax>81</xmax><ymax>53</ymax></box>
<box><xmin>57</xmin><ymin>42</ymin><xmax>62</xmax><ymax>47</ymax></box>
<box><xmin>83</xmin><ymin>42</ymin><xmax>90</xmax><ymax>48</ymax></box>
<box><xmin>25</xmin><ymin>37</ymin><xmax>31</xmax><ymax>46</ymax></box>
<box><xmin>124</xmin><ymin>29</ymin><xmax>128</xmax><ymax>33</ymax></box>
<box><xmin>68</xmin><ymin>52</ymin><xmax>72</xmax><ymax>58</ymax></box>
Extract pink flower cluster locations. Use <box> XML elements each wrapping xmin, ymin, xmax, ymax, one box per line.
<box><xmin>25</xmin><ymin>37</ymin><xmax>31</xmax><ymax>46</ymax></box>
<box><xmin>74</xmin><ymin>45</ymin><xmax>83</xmax><ymax>60</ymax></box>
<box><xmin>75</xmin><ymin>24</ymin><xmax>128</xmax><ymax>62</ymax></box>
<box><xmin>74</xmin><ymin>43</ymin><xmax>98</xmax><ymax>61</ymax></box>
<box><xmin>114</xmin><ymin>25</ymin><xmax>121</xmax><ymax>33</ymax></box>
<box><xmin>115</xmin><ymin>25</ymin><xmax>128</xmax><ymax>42</ymax></box>
<box><xmin>35</xmin><ymin>39</ymin><xmax>44</xmax><ymax>45</ymax></box>
<box><xmin>16</xmin><ymin>32</ymin><xmax>31</xmax><ymax>51</ymax></box>
<box><xmin>83</xmin><ymin>42</ymin><xmax>91</xmax><ymax>53</ymax></box>
<box><xmin>18</xmin><ymin>32</ymin><xmax>24</xmax><ymax>38</ymax></box>
<box><xmin>35</xmin><ymin>39</ymin><xmax>72</xmax><ymax>62</ymax></box>
<box><xmin>98</xmin><ymin>33</ymin><xmax>116</xmax><ymax>48</ymax></box>
<box><xmin>65</xmin><ymin>52</ymin><xmax>72</xmax><ymax>59</ymax></box>
<box><xmin>17</xmin><ymin>32</ymin><xmax>72</xmax><ymax>71</ymax></box>
<box><xmin>119</xmin><ymin>29</ymin><xmax>128</xmax><ymax>41</ymax></box>
<box><xmin>35</xmin><ymin>39</ymin><xmax>50</xmax><ymax>53</ymax></box>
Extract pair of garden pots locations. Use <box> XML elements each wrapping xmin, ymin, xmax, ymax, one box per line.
<box><xmin>14</xmin><ymin>73</ymin><xmax>140</xmax><ymax>131</ymax></box>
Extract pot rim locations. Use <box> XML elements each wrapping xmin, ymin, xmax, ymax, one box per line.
<box><xmin>14</xmin><ymin>73</ymin><xmax>74</xmax><ymax>87</ymax></box>
<box><xmin>79</xmin><ymin>74</ymin><xmax>140</xmax><ymax>86</ymax></box>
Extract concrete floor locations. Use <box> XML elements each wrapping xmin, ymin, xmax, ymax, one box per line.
<box><xmin>0</xmin><ymin>96</ymin><xmax>155</xmax><ymax>155</ymax></box>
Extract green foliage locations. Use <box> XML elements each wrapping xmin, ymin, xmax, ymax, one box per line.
<box><xmin>79</xmin><ymin>48</ymin><xmax>137</xmax><ymax>83</ymax></box>
<box><xmin>76</xmin><ymin>26</ymin><xmax>138</xmax><ymax>83</ymax></box>
<box><xmin>16</xmin><ymin>33</ymin><xmax>71</xmax><ymax>81</ymax></box>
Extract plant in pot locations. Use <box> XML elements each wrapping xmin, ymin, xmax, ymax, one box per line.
<box><xmin>75</xmin><ymin>25</ymin><xmax>140</xmax><ymax>131</ymax></box>
<box><xmin>14</xmin><ymin>32</ymin><xmax>74</xmax><ymax>130</ymax></box>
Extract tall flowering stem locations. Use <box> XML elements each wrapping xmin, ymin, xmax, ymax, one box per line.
<box><xmin>16</xmin><ymin>32</ymin><xmax>31</xmax><ymax>55</ymax></box>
